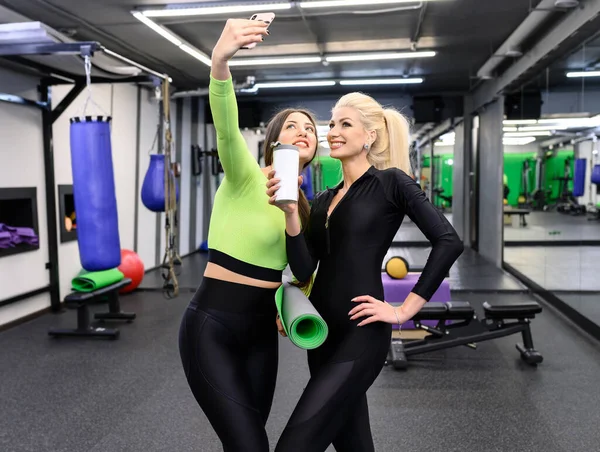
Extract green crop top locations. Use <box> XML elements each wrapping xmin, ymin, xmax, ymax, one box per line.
<box><xmin>206</xmin><ymin>76</ymin><xmax>288</xmax><ymax>282</ymax></box>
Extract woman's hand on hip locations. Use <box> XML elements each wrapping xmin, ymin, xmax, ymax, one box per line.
<box><xmin>348</xmin><ymin>295</ymin><xmax>403</xmax><ymax>326</ymax></box>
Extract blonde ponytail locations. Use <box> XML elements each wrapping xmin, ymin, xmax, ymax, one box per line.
<box><xmin>383</xmin><ymin>109</ymin><xmax>411</xmax><ymax>175</ymax></box>
<box><xmin>333</xmin><ymin>93</ymin><xmax>412</xmax><ymax>175</ymax></box>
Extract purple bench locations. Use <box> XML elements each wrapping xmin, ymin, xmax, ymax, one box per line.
<box><xmin>382</xmin><ymin>272</ymin><xmax>452</xmax><ymax>329</ymax></box>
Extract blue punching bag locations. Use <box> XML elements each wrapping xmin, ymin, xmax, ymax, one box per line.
<box><xmin>141</xmin><ymin>154</ymin><xmax>180</xmax><ymax>212</ymax></box>
<box><xmin>592</xmin><ymin>164</ymin><xmax>600</xmax><ymax>185</ymax></box>
<box><xmin>573</xmin><ymin>158</ymin><xmax>586</xmax><ymax>197</ymax></box>
<box><xmin>301</xmin><ymin>165</ymin><xmax>314</xmax><ymax>201</ymax></box>
<box><xmin>70</xmin><ymin>116</ymin><xmax>121</xmax><ymax>271</ymax></box>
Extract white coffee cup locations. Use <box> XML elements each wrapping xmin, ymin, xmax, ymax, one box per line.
<box><xmin>273</xmin><ymin>143</ymin><xmax>300</xmax><ymax>205</ymax></box>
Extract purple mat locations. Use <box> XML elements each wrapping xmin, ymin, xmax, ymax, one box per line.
<box><xmin>382</xmin><ymin>272</ymin><xmax>451</xmax><ymax>329</ymax></box>
<box><xmin>0</xmin><ymin>231</ymin><xmax>13</xmax><ymax>248</ymax></box>
<box><xmin>0</xmin><ymin>223</ymin><xmax>39</xmax><ymax>248</ymax></box>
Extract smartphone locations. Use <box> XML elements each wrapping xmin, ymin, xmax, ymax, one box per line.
<box><xmin>241</xmin><ymin>12</ymin><xmax>275</xmax><ymax>50</ymax></box>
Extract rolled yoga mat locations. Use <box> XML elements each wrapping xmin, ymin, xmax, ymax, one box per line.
<box><xmin>72</xmin><ymin>268</ymin><xmax>124</xmax><ymax>292</ymax></box>
<box><xmin>275</xmin><ymin>282</ymin><xmax>328</xmax><ymax>350</ymax></box>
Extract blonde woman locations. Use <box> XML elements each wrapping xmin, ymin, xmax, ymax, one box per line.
<box><xmin>267</xmin><ymin>92</ymin><xmax>464</xmax><ymax>451</ymax></box>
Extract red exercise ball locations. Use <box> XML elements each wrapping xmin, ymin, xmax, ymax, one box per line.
<box><xmin>117</xmin><ymin>249</ymin><xmax>145</xmax><ymax>294</ymax></box>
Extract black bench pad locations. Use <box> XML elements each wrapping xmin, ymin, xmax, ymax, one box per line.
<box><xmin>483</xmin><ymin>301</ymin><xmax>541</xmax><ymax>319</ymax></box>
<box><xmin>413</xmin><ymin>301</ymin><xmax>474</xmax><ymax>321</ymax></box>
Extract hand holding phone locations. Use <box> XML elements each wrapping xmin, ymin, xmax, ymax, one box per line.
<box><xmin>241</xmin><ymin>12</ymin><xmax>275</xmax><ymax>49</ymax></box>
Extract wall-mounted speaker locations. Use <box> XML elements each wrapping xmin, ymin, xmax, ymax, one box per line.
<box><xmin>411</xmin><ymin>96</ymin><xmax>445</xmax><ymax>123</ymax></box>
<box><xmin>504</xmin><ymin>91</ymin><xmax>543</xmax><ymax>120</ymax></box>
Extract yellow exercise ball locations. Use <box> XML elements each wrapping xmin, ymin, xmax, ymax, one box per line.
<box><xmin>385</xmin><ymin>256</ymin><xmax>409</xmax><ymax>279</ymax></box>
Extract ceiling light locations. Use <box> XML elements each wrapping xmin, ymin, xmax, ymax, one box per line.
<box><xmin>537</xmin><ymin>118</ymin><xmax>585</xmax><ymax>124</ymax></box>
<box><xmin>255</xmin><ymin>80</ymin><xmax>336</xmax><ymax>89</ymax></box>
<box><xmin>516</xmin><ymin>125</ymin><xmax>568</xmax><ymax>132</ymax></box>
<box><xmin>504</xmin><ymin>137</ymin><xmax>537</xmax><ymax>145</ymax></box>
<box><xmin>566</xmin><ymin>71</ymin><xmax>600</xmax><ymax>78</ymax></box>
<box><xmin>503</xmin><ymin>127</ymin><xmax>518</xmax><ymax>132</ymax></box>
<box><xmin>503</xmin><ymin>119</ymin><xmax>538</xmax><ymax>125</ymax></box>
<box><xmin>326</xmin><ymin>51</ymin><xmax>435</xmax><ymax>63</ymax></box>
<box><xmin>505</xmin><ymin>131</ymin><xmax>552</xmax><ymax>137</ymax></box>
<box><xmin>300</xmin><ymin>0</ymin><xmax>439</xmax><ymax>8</ymax></box>
<box><xmin>179</xmin><ymin>44</ymin><xmax>212</xmax><ymax>66</ymax></box>
<box><xmin>132</xmin><ymin>10</ymin><xmax>438</xmax><ymax>69</ymax></box>
<box><xmin>434</xmin><ymin>137</ymin><xmax>538</xmax><ymax>146</ymax></box>
<box><xmin>229</xmin><ymin>56</ymin><xmax>322</xmax><ymax>66</ymax></box>
<box><xmin>140</xmin><ymin>3</ymin><xmax>291</xmax><ymax>18</ymax></box>
<box><xmin>132</xmin><ymin>12</ymin><xmax>182</xmax><ymax>46</ymax></box>
<box><xmin>340</xmin><ymin>78</ymin><xmax>423</xmax><ymax>85</ymax></box>
<box><xmin>133</xmin><ymin>12</ymin><xmax>212</xmax><ymax>66</ymax></box>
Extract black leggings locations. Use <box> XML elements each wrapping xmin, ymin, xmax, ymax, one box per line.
<box><xmin>178</xmin><ymin>277</ymin><xmax>278</xmax><ymax>452</ymax></box>
<box><xmin>275</xmin><ymin>324</ymin><xmax>391</xmax><ymax>452</ymax></box>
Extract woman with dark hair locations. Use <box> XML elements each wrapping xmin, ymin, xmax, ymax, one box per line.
<box><xmin>178</xmin><ymin>18</ymin><xmax>318</xmax><ymax>452</ymax></box>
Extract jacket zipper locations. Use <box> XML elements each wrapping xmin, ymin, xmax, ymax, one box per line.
<box><xmin>325</xmin><ymin>215</ymin><xmax>330</xmax><ymax>254</ymax></box>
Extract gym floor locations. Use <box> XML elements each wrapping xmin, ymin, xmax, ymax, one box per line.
<box><xmin>2</xmin><ymin>251</ymin><xmax>600</xmax><ymax>452</ymax></box>
<box><xmin>503</xmin><ymin>210</ymin><xmax>600</xmax><ymax>243</ymax></box>
<box><xmin>397</xmin><ymin>211</ymin><xmax>600</xmax><ymax>245</ymax></box>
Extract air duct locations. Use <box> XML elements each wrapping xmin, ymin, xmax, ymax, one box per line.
<box><xmin>477</xmin><ymin>0</ymin><xmax>558</xmax><ymax>79</ymax></box>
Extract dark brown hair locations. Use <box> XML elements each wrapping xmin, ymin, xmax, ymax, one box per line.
<box><xmin>263</xmin><ymin>108</ymin><xmax>318</xmax><ymax>289</ymax></box>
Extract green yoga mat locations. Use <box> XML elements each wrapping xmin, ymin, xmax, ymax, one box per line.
<box><xmin>71</xmin><ymin>268</ymin><xmax>124</xmax><ymax>292</ymax></box>
<box><xmin>275</xmin><ymin>281</ymin><xmax>328</xmax><ymax>350</ymax></box>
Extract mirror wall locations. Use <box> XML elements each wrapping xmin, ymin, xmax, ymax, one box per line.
<box><xmin>502</xmin><ymin>43</ymin><xmax>600</xmax><ymax>333</ymax></box>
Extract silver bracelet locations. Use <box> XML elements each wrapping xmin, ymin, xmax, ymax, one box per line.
<box><xmin>392</xmin><ymin>304</ymin><xmax>402</xmax><ymax>331</ymax></box>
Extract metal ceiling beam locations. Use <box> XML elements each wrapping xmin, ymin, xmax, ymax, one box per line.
<box><xmin>476</xmin><ymin>0</ymin><xmax>557</xmax><ymax>79</ymax></box>
<box><xmin>415</xmin><ymin>117</ymin><xmax>461</xmax><ymax>148</ymax></box>
<box><xmin>471</xmin><ymin>0</ymin><xmax>600</xmax><ymax>114</ymax></box>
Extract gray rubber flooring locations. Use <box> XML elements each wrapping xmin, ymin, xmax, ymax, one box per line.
<box><xmin>394</xmin><ymin>209</ymin><xmax>600</xmax><ymax>245</ymax></box>
<box><xmin>555</xmin><ymin>293</ymin><xmax>600</xmax><ymax>329</ymax></box>
<box><xmin>392</xmin><ymin>213</ymin><xmax>453</xmax><ymax>245</ymax></box>
<box><xmin>385</xmin><ymin>246</ymin><xmax>526</xmax><ymax>292</ymax></box>
<box><xmin>2</xmin><ymin>253</ymin><xmax>600</xmax><ymax>451</ymax></box>
<box><xmin>504</xmin><ymin>210</ymin><xmax>600</xmax><ymax>243</ymax></box>
<box><xmin>503</xmin><ymin>246</ymin><xmax>600</xmax><ymax>291</ymax></box>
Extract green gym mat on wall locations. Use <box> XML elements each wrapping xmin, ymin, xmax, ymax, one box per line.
<box><xmin>423</xmin><ymin>153</ymin><xmax>454</xmax><ymax>207</ymax></box>
<box><xmin>313</xmin><ymin>154</ymin><xmax>342</xmax><ymax>190</ymax></box>
<box><xmin>71</xmin><ymin>268</ymin><xmax>124</xmax><ymax>292</ymax></box>
<box><xmin>503</xmin><ymin>149</ymin><xmax>574</xmax><ymax>206</ymax></box>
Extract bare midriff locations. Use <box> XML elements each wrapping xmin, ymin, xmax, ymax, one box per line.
<box><xmin>203</xmin><ymin>262</ymin><xmax>282</xmax><ymax>289</ymax></box>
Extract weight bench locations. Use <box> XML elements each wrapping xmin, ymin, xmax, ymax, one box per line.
<box><xmin>388</xmin><ymin>300</ymin><xmax>543</xmax><ymax>369</ymax></box>
<box><xmin>503</xmin><ymin>208</ymin><xmax>531</xmax><ymax>227</ymax></box>
<box><xmin>48</xmin><ymin>278</ymin><xmax>135</xmax><ymax>340</ymax></box>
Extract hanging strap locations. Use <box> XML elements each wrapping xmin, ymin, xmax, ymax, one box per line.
<box><xmin>76</xmin><ymin>54</ymin><xmax>111</xmax><ymax>120</ymax></box>
<box><xmin>160</xmin><ymin>78</ymin><xmax>182</xmax><ymax>299</ymax></box>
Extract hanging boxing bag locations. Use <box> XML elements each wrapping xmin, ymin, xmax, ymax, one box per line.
<box><xmin>141</xmin><ymin>154</ymin><xmax>180</xmax><ymax>212</ymax></box>
<box><xmin>70</xmin><ymin>116</ymin><xmax>121</xmax><ymax>271</ymax></box>
<box><xmin>592</xmin><ymin>164</ymin><xmax>600</xmax><ymax>185</ymax></box>
<box><xmin>301</xmin><ymin>165</ymin><xmax>314</xmax><ymax>201</ymax></box>
<box><xmin>573</xmin><ymin>158</ymin><xmax>586</xmax><ymax>197</ymax></box>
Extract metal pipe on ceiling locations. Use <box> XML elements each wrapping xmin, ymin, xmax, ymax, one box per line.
<box><xmin>476</xmin><ymin>0</ymin><xmax>558</xmax><ymax>79</ymax></box>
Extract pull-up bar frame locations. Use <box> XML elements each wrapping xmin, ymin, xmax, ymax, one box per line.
<box><xmin>0</xmin><ymin>40</ymin><xmax>171</xmax><ymax>318</ymax></box>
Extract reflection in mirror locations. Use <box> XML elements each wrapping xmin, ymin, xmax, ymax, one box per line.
<box><xmin>502</xmin><ymin>59</ymin><xmax>600</xmax><ymax>334</ymax></box>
